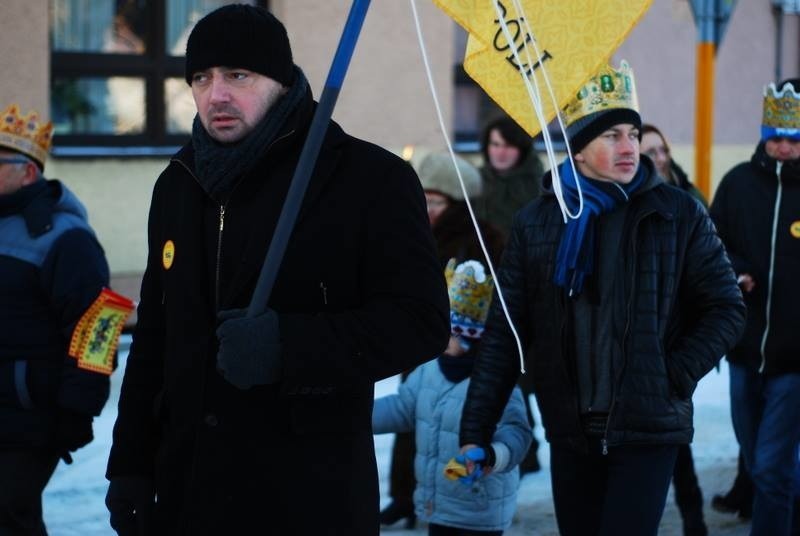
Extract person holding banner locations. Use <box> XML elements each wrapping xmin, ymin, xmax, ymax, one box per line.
<box><xmin>457</xmin><ymin>62</ymin><xmax>745</xmax><ymax>535</ymax></box>
<box><xmin>0</xmin><ymin>103</ymin><xmax>113</xmax><ymax>534</ymax></box>
<box><xmin>105</xmin><ymin>5</ymin><xmax>449</xmax><ymax>535</ymax></box>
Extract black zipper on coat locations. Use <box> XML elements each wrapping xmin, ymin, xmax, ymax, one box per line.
<box><xmin>215</xmin><ymin>204</ymin><xmax>226</xmax><ymax>310</ymax></box>
<box><xmin>759</xmin><ymin>161</ymin><xmax>783</xmax><ymax>372</ymax></box>
<box><xmin>601</xmin><ymin>208</ymin><xmax>656</xmax><ymax>455</ymax></box>
<box><xmin>170</xmin><ymin>128</ymin><xmax>297</xmax><ymax>313</ymax></box>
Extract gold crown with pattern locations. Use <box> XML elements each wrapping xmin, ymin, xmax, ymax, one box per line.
<box><xmin>444</xmin><ymin>258</ymin><xmax>494</xmax><ymax>338</ymax></box>
<box><xmin>562</xmin><ymin>61</ymin><xmax>639</xmax><ymax>126</ymax></box>
<box><xmin>762</xmin><ymin>82</ymin><xmax>800</xmax><ymax>138</ymax></box>
<box><xmin>0</xmin><ymin>104</ymin><xmax>53</xmax><ymax>168</ymax></box>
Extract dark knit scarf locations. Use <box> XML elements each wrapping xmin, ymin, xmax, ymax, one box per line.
<box><xmin>192</xmin><ymin>66</ymin><xmax>309</xmax><ymax>203</ymax></box>
<box><xmin>437</xmin><ymin>353</ymin><xmax>475</xmax><ymax>383</ymax></box>
<box><xmin>554</xmin><ymin>158</ymin><xmax>645</xmax><ymax>296</ymax></box>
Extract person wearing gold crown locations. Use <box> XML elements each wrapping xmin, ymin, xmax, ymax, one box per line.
<box><xmin>379</xmin><ymin>152</ymin><xmax>506</xmax><ymax>530</ymax></box>
<box><xmin>709</xmin><ymin>78</ymin><xmax>800</xmax><ymax>536</ymax></box>
<box><xmin>0</xmin><ymin>103</ymin><xmax>112</xmax><ymax>534</ymax></box>
<box><xmin>457</xmin><ymin>61</ymin><xmax>746</xmax><ymax>535</ymax></box>
<box><xmin>372</xmin><ymin>256</ymin><xmax>531</xmax><ymax>535</ymax></box>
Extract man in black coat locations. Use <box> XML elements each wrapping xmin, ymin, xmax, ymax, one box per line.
<box><xmin>104</xmin><ymin>5</ymin><xmax>449</xmax><ymax>536</ymax></box>
<box><xmin>457</xmin><ymin>61</ymin><xmax>746</xmax><ymax>535</ymax></box>
<box><xmin>710</xmin><ymin>78</ymin><xmax>800</xmax><ymax>536</ymax></box>
<box><xmin>0</xmin><ymin>103</ymin><xmax>111</xmax><ymax>534</ymax></box>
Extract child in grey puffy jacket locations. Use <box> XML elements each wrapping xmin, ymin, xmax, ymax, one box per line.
<box><xmin>373</xmin><ymin>259</ymin><xmax>531</xmax><ymax>535</ymax></box>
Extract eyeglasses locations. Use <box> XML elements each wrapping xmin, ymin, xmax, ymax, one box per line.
<box><xmin>0</xmin><ymin>157</ymin><xmax>29</xmax><ymax>165</ymax></box>
<box><xmin>643</xmin><ymin>147</ymin><xmax>670</xmax><ymax>159</ymax></box>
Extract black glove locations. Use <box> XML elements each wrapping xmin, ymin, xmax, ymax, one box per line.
<box><xmin>216</xmin><ymin>307</ymin><xmax>282</xmax><ymax>390</ymax></box>
<box><xmin>106</xmin><ymin>476</ymin><xmax>155</xmax><ymax>536</ymax></box>
<box><xmin>55</xmin><ymin>410</ymin><xmax>94</xmax><ymax>464</ymax></box>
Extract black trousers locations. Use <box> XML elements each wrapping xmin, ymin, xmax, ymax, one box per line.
<box><xmin>550</xmin><ymin>440</ymin><xmax>678</xmax><ymax>536</ymax></box>
<box><xmin>428</xmin><ymin>523</ymin><xmax>502</xmax><ymax>536</ymax></box>
<box><xmin>672</xmin><ymin>444</ymin><xmax>705</xmax><ymax>524</ymax></box>
<box><xmin>0</xmin><ymin>448</ymin><xmax>59</xmax><ymax>536</ymax></box>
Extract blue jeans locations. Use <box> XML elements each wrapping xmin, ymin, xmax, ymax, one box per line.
<box><xmin>729</xmin><ymin>363</ymin><xmax>800</xmax><ymax>536</ymax></box>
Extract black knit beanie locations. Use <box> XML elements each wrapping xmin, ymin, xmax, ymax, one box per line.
<box><xmin>566</xmin><ymin>108</ymin><xmax>642</xmax><ymax>154</ymax></box>
<box><xmin>185</xmin><ymin>4</ymin><xmax>294</xmax><ymax>86</ymax></box>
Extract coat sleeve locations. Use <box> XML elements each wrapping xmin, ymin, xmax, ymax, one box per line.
<box><xmin>372</xmin><ymin>367</ymin><xmax>422</xmax><ymax>435</ymax></box>
<box><xmin>42</xmin><ymin>228</ymin><xmax>111</xmax><ymax>416</ymax></box>
<box><xmin>460</xmin><ymin>210</ymin><xmax>531</xmax><ymax>447</ymax></box>
<box><xmin>278</xmin><ymin>159</ymin><xmax>450</xmax><ymax>391</ymax></box>
<box><xmin>666</xmin><ymin>200</ymin><xmax>746</xmax><ymax>398</ymax></box>
<box><xmin>709</xmin><ymin>170</ymin><xmax>754</xmax><ymax>276</ymax></box>
<box><xmin>488</xmin><ymin>386</ymin><xmax>532</xmax><ymax>473</ymax></box>
<box><xmin>107</xmin><ymin>179</ymin><xmax>167</xmax><ymax>479</ymax></box>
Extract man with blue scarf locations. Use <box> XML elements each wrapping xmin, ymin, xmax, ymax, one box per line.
<box><xmin>458</xmin><ymin>61</ymin><xmax>746</xmax><ymax>535</ymax></box>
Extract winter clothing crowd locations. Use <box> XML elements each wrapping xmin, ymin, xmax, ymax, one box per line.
<box><xmin>1</xmin><ymin>4</ymin><xmax>798</xmax><ymax>536</ymax></box>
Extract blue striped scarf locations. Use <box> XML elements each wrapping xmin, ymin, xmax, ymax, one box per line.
<box><xmin>553</xmin><ymin>159</ymin><xmax>645</xmax><ymax>296</ymax></box>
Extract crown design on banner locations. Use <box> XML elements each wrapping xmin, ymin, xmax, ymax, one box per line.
<box><xmin>562</xmin><ymin>61</ymin><xmax>639</xmax><ymax>126</ymax></box>
<box><xmin>0</xmin><ymin>104</ymin><xmax>53</xmax><ymax>167</ymax></box>
<box><xmin>762</xmin><ymin>82</ymin><xmax>800</xmax><ymax>140</ymax></box>
<box><xmin>444</xmin><ymin>258</ymin><xmax>494</xmax><ymax>339</ymax></box>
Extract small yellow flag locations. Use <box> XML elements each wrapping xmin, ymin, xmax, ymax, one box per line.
<box><xmin>432</xmin><ymin>0</ymin><xmax>653</xmax><ymax>136</ymax></box>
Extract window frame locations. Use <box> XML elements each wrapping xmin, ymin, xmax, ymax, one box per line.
<box><xmin>50</xmin><ymin>0</ymin><xmax>269</xmax><ymax>156</ymax></box>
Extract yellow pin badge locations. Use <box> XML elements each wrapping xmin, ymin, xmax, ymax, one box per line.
<box><xmin>68</xmin><ymin>288</ymin><xmax>135</xmax><ymax>376</ymax></box>
<box><xmin>162</xmin><ymin>239</ymin><xmax>175</xmax><ymax>270</ymax></box>
<box><xmin>791</xmin><ymin>221</ymin><xmax>800</xmax><ymax>239</ymax></box>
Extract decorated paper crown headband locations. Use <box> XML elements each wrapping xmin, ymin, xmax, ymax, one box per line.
<box><xmin>444</xmin><ymin>258</ymin><xmax>494</xmax><ymax>339</ymax></box>
<box><xmin>762</xmin><ymin>81</ymin><xmax>800</xmax><ymax>141</ymax></box>
<box><xmin>563</xmin><ymin>60</ymin><xmax>640</xmax><ymax>127</ymax></box>
<box><xmin>0</xmin><ymin>104</ymin><xmax>53</xmax><ymax>169</ymax></box>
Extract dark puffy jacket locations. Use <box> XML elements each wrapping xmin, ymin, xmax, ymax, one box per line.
<box><xmin>710</xmin><ymin>143</ymin><xmax>800</xmax><ymax>376</ymax></box>
<box><xmin>107</xmin><ymin>92</ymin><xmax>450</xmax><ymax>535</ymax></box>
<box><xmin>461</xmin><ymin>159</ymin><xmax>745</xmax><ymax>453</ymax></box>
<box><xmin>0</xmin><ymin>179</ymin><xmax>110</xmax><ymax>447</ymax></box>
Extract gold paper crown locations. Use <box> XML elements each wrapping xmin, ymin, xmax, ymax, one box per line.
<box><xmin>563</xmin><ymin>61</ymin><xmax>639</xmax><ymax>127</ymax></box>
<box><xmin>0</xmin><ymin>104</ymin><xmax>53</xmax><ymax>168</ymax></box>
<box><xmin>444</xmin><ymin>258</ymin><xmax>494</xmax><ymax>338</ymax></box>
<box><xmin>762</xmin><ymin>82</ymin><xmax>800</xmax><ymax>133</ymax></box>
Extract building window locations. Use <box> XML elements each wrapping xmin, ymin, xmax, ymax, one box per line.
<box><xmin>50</xmin><ymin>0</ymin><xmax>267</xmax><ymax>155</ymax></box>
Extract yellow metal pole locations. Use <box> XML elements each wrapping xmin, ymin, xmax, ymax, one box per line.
<box><xmin>694</xmin><ymin>42</ymin><xmax>715</xmax><ymax>200</ymax></box>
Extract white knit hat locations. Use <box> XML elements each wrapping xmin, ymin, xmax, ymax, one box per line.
<box><xmin>417</xmin><ymin>152</ymin><xmax>482</xmax><ymax>201</ymax></box>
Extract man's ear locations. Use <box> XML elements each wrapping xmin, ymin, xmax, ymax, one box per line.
<box><xmin>573</xmin><ymin>152</ymin><xmax>585</xmax><ymax>163</ymax></box>
<box><xmin>21</xmin><ymin>161</ymin><xmax>39</xmax><ymax>186</ymax></box>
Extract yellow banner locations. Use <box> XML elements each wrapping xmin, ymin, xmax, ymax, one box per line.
<box><xmin>432</xmin><ymin>0</ymin><xmax>653</xmax><ymax>136</ymax></box>
<box><xmin>69</xmin><ymin>288</ymin><xmax>135</xmax><ymax>376</ymax></box>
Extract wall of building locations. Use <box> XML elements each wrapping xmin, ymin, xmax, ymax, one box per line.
<box><xmin>6</xmin><ymin>1</ymin><xmax>798</xmax><ymax>277</ymax></box>
<box><xmin>0</xmin><ymin>0</ymin><xmax>49</xmax><ymax>114</ymax></box>
<box><xmin>275</xmin><ymin>0</ymin><xmax>454</xmax><ymax>151</ymax></box>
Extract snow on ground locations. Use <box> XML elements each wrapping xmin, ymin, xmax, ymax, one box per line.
<box><xmin>43</xmin><ymin>337</ymin><xmax>751</xmax><ymax>535</ymax></box>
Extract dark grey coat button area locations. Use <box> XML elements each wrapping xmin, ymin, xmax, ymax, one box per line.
<box><xmin>204</xmin><ymin>413</ymin><xmax>218</xmax><ymax>427</ymax></box>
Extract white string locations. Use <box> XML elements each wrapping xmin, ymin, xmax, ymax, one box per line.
<box><xmin>491</xmin><ymin>0</ymin><xmax>585</xmax><ymax>223</ymax></box>
<box><xmin>409</xmin><ymin>0</ymin><xmax>526</xmax><ymax>374</ymax></box>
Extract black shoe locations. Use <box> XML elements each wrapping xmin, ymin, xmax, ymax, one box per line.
<box><xmin>682</xmin><ymin>513</ymin><xmax>708</xmax><ymax>536</ymax></box>
<box><xmin>711</xmin><ymin>493</ymin><xmax>752</xmax><ymax>519</ymax></box>
<box><xmin>379</xmin><ymin>501</ymin><xmax>416</xmax><ymax>529</ymax></box>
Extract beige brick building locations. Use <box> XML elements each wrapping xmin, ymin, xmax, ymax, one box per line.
<box><xmin>1</xmin><ymin>0</ymin><xmax>798</xmax><ymax>280</ymax></box>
